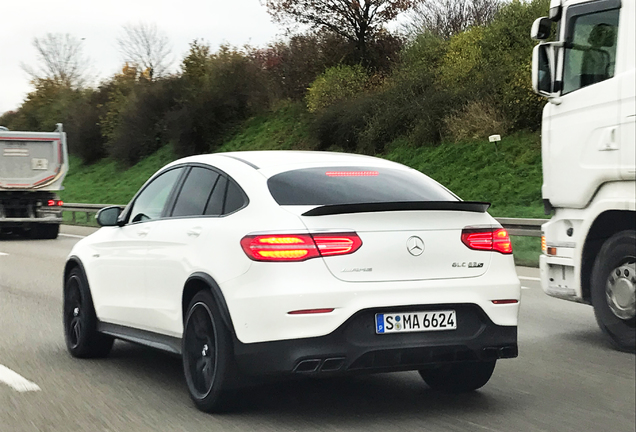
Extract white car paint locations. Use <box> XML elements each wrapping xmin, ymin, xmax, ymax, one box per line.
<box><xmin>68</xmin><ymin>151</ymin><xmax>521</xmax><ymax>344</ymax></box>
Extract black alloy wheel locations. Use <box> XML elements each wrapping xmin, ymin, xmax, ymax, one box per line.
<box><xmin>63</xmin><ymin>268</ymin><xmax>113</xmax><ymax>358</ymax></box>
<box><xmin>182</xmin><ymin>290</ymin><xmax>238</xmax><ymax>412</ymax></box>
<box><xmin>65</xmin><ymin>276</ymin><xmax>83</xmax><ymax>350</ymax></box>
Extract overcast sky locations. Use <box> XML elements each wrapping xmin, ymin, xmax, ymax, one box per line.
<box><xmin>0</xmin><ymin>0</ymin><xmax>283</xmax><ymax>115</ymax></box>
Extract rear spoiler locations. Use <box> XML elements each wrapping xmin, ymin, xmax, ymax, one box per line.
<box><xmin>302</xmin><ymin>201</ymin><xmax>491</xmax><ymax>217</ymax></box>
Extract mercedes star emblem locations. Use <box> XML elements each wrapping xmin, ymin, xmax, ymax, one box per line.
<box><xmin>407</xmin><ymin>236</ymin><xmax>425</xmax><ymax>256</ymax></box>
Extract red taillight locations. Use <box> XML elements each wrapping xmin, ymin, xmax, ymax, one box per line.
<box><xmin>493</xmin><ymin>228</ymin><xmax>513</xmax><ymax>254</ymax></box>
<box><xmin>240</xmin><ymin>233</ymin><xmax>362</xmax><ymax>262</ymax></box>
<box><xmin>47</xmin><ymin>200</ymin><xmax>63</xmax><ymax>206</ymax></box>
<box><xmin>312</xmin><ymin>234</ymin><xmax>362</xmax><ymax>256</ymax></box>
<box><xmin>47</xmin><ymin>200</ymin><xmax>55</xmax><ymax>206</ymax></box>
<box><xmin>57</xmin><ymin>200</ymin><xmax>64</xmax><ymax>206</ymax></box>
<box><xmin>461</xmin><ymin>228</ymin><xmax>512</xmax><ymax>254</ymax></box>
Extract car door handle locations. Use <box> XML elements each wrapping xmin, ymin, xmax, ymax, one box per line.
<box><xmin>187</xmin><ymin>227</ymin><xmax>203</xmax><ymax>237</ymax></box>
<box><xmin>137</xmin><ymin>227</ymin><xmax>151</xmax><ymax>237</ymax></box>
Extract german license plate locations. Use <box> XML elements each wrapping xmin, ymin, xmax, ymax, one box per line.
<box><xmin>31</xmin><ymin>158</ymin><xmax>49</xmax><ymax>170</ymax></box>
<box><xmin>375</xmin><ymin>310</ymin><xmax>456</xmax><ymax>334</ymax></box>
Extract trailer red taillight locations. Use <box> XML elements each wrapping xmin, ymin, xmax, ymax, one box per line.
<box><xmin>461</xmin><ymin>228</ymin><xmax>512</xmax><ymax>254</ymax></box>
<box><xmin>240</xmin><ymin>233</ymin><xmax>362</xmax><ymax>262</ymax></box>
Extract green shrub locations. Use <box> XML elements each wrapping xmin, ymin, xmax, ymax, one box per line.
<box><xmin>312</xmin><ymin>94</ymin><xmax>377</xmax><ymax>152</ymax></box>
<box><xmin>399</xmin><ymin>32</ymin><xmax>448</xmax><ymax>78</ymax></box>
<box><xmin>107</xmin><ymin>78</ymin><xmax>181</xmax><ymax>165</ymax></box>
<box><xmin>65</xmin><ymin>89</ymin><xmax>109</xmax><ymax>164</ymax></box>
<box><xmin>478</xmin><ymin>0</ymin><xmax>549</xmax><ymax>129</ymax></box>
<box><xmin>437</xmin><ymin>27</ymin><xmax>485</xmax><ymax>94</ymax></box>
<box><xmin>443</xmin><ymin>99</ymin><xmax>510</xmax><ymax>142</ymax></box>
<box><xmin>172</xmin><ymin>44</ymin><xmax>270</xmax><ymax>157</ymax></box>
<box><xmin>6</xmin><ymin>79</ymin><xmax>80</xmax><ymax>132</ymax></box>
<box><xmin>306</xmin><ymin>64</ymin><xmax>369</xmax><ymax>113</ymax></box>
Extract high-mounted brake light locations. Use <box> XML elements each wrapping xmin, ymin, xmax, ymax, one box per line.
<box><xmin>325</xmin><ymin>171</ymin><xmax>378</xmax><ymax>177</ymax></box>
<box><xmin>241</xmin><ymin>233</ymin><xmax>362</xmax><ymax>262</ymax></box>
<box><xmin>461</xmin><ymin>228</ymin><xmax>512</xmax><ymax>254</ymax></box>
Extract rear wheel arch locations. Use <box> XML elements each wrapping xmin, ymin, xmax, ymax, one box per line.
<box><xmin>581</xmin><ymin>210</ymin><xmax>636</xmax><ymax>302</ymax></box>
<box><xmin>182</xmin><ymin>273</ymin><xmax>235</xmax><ymax>336</ymax></box>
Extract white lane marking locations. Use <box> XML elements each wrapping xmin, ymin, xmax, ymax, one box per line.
<box><xmin>0</xmin><ymin>252</ymin><xmax>8</xmax><ymax>256</ymax></box>
<box><xmin>522</xmin><ymin>286</ymin><xmax>531</xmax><ymax>290</ymax></box>
<box><xmin>59</xmin><ymin>233</ymin><xmax>87</xmax><ymax>239</ymax></box>
<box><xmin>0</xmin><ymin>365</ymin><xmax>41</xmax><ymax>392</ymax></box>
<box><xmin>519</xmin><ymin>276</ymin><xmax>540</xmax><ymax>282</ymax></box>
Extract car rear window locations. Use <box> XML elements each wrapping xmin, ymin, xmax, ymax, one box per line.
<box><xmin>267</xmin><ymin>167</ymin><xmax>457</xmax><ymax>205</ymax></box>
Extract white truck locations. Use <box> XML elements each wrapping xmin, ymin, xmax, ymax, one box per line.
<box><xmin>0</xmin><ymin>124</ymin><xmax>69</xmax><ymax>239</ymax></box>
<box><xmin>531</xmin><ymin>0</ymin><xmax>635</xmax><ymax>351</ymax></box>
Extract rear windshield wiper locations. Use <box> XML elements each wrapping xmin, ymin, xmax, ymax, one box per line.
<box><xmin>302</xmin><ymin>201</ymin><xmax>491</xmax><ymax>217</ymax></box>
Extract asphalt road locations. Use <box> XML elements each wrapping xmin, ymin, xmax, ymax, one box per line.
<box><xmin>0</xmin><ymin>226</ymin><xmax>634</xmax><ymax>432</ymax></box>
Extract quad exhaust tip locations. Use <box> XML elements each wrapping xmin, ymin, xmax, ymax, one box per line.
<box><xmin>293</xmin><ymin>358</ymin><xmax>346</xmax><ymax>373</ymax></box>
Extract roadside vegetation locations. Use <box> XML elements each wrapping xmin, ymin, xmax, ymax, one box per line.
<box><xmin>2</xmin><ymin>0</ymin><xmax>549</xmax><ymax>265</ymax></box>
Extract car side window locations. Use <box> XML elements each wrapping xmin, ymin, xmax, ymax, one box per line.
<box><xmin>204</xmin><ymin>176</ymin><xmax>227</xmax><ymax>216</ymax></box>
<box><xmin>224</xmin><ymin>180</ymin><xmax>248</xmax><ymax>214</ymax></box>
<box><xmin>129</xmin><ymin>168</ymin><xmax>183</xmax><ymax>224</ymax></box>
<box><xmin>172</xmin><ymin>167</ymin><xmax>220</xmax><ymax>217</ymax></box>
<box><xmin>562</xmin><ymin>8</ymin><xmax>620</xmax><ymax>94</ymax></box>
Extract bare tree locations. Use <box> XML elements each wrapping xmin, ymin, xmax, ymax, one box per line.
<box><xmin>117</xmin><ymin>23</ymin><xmax>172</xmax><ymax>79</ymax></box>
<box><xmin>263</xmin><ymin>0</ymin><xmax>422</xmax><ymax>64</ymax></box>
<box><xmin>405</xmin><ymin>0</ymin><xmax>501</xmax><ymax>39</ymax></box>
<box><xmin>22</xmin><ymin>33</ymin><xmax>91</xmax><ymax>88</ymax></box>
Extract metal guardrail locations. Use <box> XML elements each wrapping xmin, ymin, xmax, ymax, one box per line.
<box><xmin>61</xmin><ymin>203</ymin><xmax>549</xmax><ymax>236</ymax></box>
<box><xmin>62</xmin><ymin>203</ymin><xmax>119</xmax><ymax>224</ymax></box>
<box><xmin>495</xmin><ymin>217</ymin><xmax>547</xmax><ymax>237</ymax></box>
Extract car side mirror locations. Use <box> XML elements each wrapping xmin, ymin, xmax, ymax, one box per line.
<box><xmin>532</xmin><ymin>43</ymin><xmax>557</xmax><ymax>97</ymax></box>
<box><xmin>97</xmin><ymin>206</ymin><xmax>123</xmax><ymax>227</ymax></box>
<box><xmin>531</xmin><ymin>17</ymin><xmax>552</xmax><ymax>41</ymax></box>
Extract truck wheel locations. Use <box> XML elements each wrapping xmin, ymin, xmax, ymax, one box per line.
<box><xmin>591</xmin><ymin>230</ymin><xmax>636</xmax><ymax>353</ymax></box>
<box><xmin>63</xmin><ymin>267</ymin><xmax>114</xmax><ymax>358</ymax></box>
<box><xmin>182</xmin><ymin>290</ymin><xmax>238</xmax><ymax>413</ymax></box>
<box><xmin>419</xmin><ymin>360</ymin><xmax>496</xmax><ymax>393</ymax></box>
<box><xmin>30</xmin><ymin>224</ymin><xmax>59</xmax><ymax>239</ymax></box>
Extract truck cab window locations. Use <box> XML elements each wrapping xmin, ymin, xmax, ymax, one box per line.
<box><xmin>562</xmin><ymin>8</ymin><xmax>619</xmax><ymax>94</ymax></box>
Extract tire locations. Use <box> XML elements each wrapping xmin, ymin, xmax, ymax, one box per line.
<box><xmin>182</xmin><ymin>290</ymin><xmax>238</xmax><ymax>413</ymax></box>
<box><xmin>590</xmin><ymin>230</ymin><xmax>636</xmax><ymax>353</ymax></box>
<box><xmin>30</xmin><ymin>224</ymin><xmax>59</xmax><ymax>239</ymax></box>
<box><xmin>63</xmin><ymin>267</ymin><xmax>114</xmax><ymax>358</ymax></box>
<box><xmin>419</xmin><ymin>360</ymin><xmax>496</xmax><ymax>393</ymax></box>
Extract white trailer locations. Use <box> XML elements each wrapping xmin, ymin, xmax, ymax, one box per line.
<box><xmin>0</xmin><ymin>124</ymin><xmax>69</xmax><ymax>239</ymax></box>
<box><xmin>531</xmin><ymin>0</ymin><xmax>635</xmax><ymax>351</ymax></box>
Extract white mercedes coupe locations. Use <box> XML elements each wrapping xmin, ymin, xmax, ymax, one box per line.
<box><xmin>63</xmin><ymin>151</ymin><xmax>520</xmax><ymax>412</ymax></box>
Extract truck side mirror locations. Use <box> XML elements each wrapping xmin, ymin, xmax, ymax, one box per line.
<box><xmin>531</xmin><ymin>17</ymin><xmax>552</xmax><ymax>41</ymax></box>
<box><xmin>532</xmin><ymin>43</ymin><xmax>557</xmax><ymax>97</ymax></box>
<box><xmin>97</xmin><ymin>206</ymin><xmax>123</xmax><ymax>227</ymax></box>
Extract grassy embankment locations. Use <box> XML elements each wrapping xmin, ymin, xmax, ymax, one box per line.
<box><xmin>60</xmin><ymin>103</ymin><xmax>543</xmax><ymax>266</ymax></box>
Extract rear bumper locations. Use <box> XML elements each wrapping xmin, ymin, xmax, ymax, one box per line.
<box><xmin>233</xmin><ymin>303</ymin><xmax>518</xmax><ymax>376</ymax></box>
<box><xmin>0</xmin><ymin>214</ymin><xmax>63</xmax><ymax>227</ymax></box>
